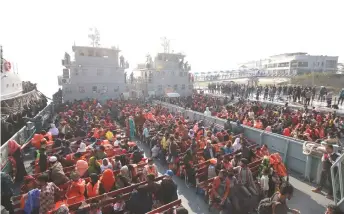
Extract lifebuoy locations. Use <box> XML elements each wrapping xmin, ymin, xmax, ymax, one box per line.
<box><xmin>4</xmin><ymin>61</ymin><xmax>11</xmax><ymax>71</ymax></box>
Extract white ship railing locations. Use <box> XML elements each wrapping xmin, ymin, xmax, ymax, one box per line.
<box><xmin>331</xmin><ymin>153</ymin><xmax>344</xmax><ymax>206</ymax></box>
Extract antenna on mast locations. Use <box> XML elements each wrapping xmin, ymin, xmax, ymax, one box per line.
<box><xmin>88</xmin><ymin>28</ymin><xmax>101</xmax><ymax>47</ymax></box>
<box><xmin>160</xmin><ymin>37</ymin><xmax>170</xmax><ymax>53</ymax></box>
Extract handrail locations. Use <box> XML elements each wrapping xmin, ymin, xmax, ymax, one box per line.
<box><xmin>331</xmin><ymin>152</ymin><xmax>344</xmax><ymax>205</ymax></box>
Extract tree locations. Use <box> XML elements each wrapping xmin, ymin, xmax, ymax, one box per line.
<box><xmin>88</xmin><ymin>28</ymin><xmax>100</xmax><ymax>47</ymax></box>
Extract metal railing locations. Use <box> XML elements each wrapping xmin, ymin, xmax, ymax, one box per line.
<box><xmin>331</xmin><ymin>153</ymin><xmax>344</xmax><ymax>205</ymax></box>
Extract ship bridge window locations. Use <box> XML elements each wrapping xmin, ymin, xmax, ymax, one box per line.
<box><xmin>79</xmin><ymin>52</ymin><xmax>85</xmax><ymax>56</ymax></box>
<box><xmin>102</xmin><ymin>86</ymin><xmax>108</xmax><ymax>93</ymax></box>
<box><xmin>158</xmin><ymin>85</ymin><xmax>162</xmax><ymax>90</ymax></box>
<box><xmin>174</xmin><ymin>84</ymin><xmax>178</xmax><ymax>90</ymax></box>
<box><xmin>182</xmin><ymin>84</ymin><xmax>185</xmax><ymax>90</ymax></box>
<box><xmin>92</xmin><ymin>86</ymin><xmax>97</xmax><ymax>93</ymax></box>
<box><xmin>12</xmin><ymin>83</ymin><xmax>14</xmax><ymax>87</ymax></box>
<box><xmin>88</xmin><ymin>49</ymin><xmax>94</xmax><ymax>56</ymax></box>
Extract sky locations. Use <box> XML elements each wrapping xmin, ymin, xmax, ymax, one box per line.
<box><xmin>1</xmin><ymin>0</ymin><xmax>343</xmax><ymax>97</ymax></box>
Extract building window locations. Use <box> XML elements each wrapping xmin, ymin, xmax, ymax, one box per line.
<box><xmin>290</xmin><ymin>61</ymin><xmax>298</xmax><ymax>68</ymax></box>
<box><xmin>298</xmin><ymin>62</ymin><xmax>308</xmax><ymax>67</ymax></box>
<box><xmin>182</xmin><ymin>84</ymin><xmax>185</xmax><ymax>90</ymax></box>
<box><xmin>278</xmin><ymin>62</ymin><xmax>290</xmax><ymax>67</ymax></box>
<box><xmin>97</xmin><ymin>69</ymin><xmax>104</xmax><ymax>76</ymax></box>
<box><xmin>92</xmin><ymin>86</ymin><xmax>97</xmax><ymax>93</ymax></box>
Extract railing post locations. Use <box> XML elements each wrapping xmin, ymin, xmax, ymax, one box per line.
<box><xmin>283</xmin><ymin>140</ymin><xmax>290</xmax><ymax>164</ymax></box>
<box><xmin>304</xmin><ymin>155</ymin><xmax>312</xmax><ymax>182</ymax></box>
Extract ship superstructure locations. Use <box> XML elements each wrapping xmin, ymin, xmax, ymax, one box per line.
<box><xmin>58</xmin><ymin>45</ymin><xmax>128</xmax><ymax>102</ymax></box>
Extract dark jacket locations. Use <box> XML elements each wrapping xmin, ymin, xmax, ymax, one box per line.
<box><xmin>203</xmin><ymin>146</ymin><xmax>216</xmax><ymax>160</ymax></box>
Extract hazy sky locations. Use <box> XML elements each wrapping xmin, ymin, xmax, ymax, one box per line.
<box><xmin>1</xmin><ymin>0</ymin><xmax>343</xmax><ymax>97</ymax></box>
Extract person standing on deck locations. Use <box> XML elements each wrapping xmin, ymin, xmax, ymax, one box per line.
<box><xmin>312</xmin><ymin>144</ymin><xmax>340</xmax><ymax>199</ymax></box>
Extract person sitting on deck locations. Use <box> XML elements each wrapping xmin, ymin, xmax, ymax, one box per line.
<box><xmin>204</xmin><ymin>140</ymin><xmax>216</xmax><ymax>160</ymax></box>
<box><xmin>146</xmin><ymin>174</ymin><xmax>162</xmax><ymax>208</ymax></box>
<box><xmin>8</xmin><ymin>140</ymin><xmax>28</xmax><ymax>183</ymax></box>
<box><xmin>75</xmin><ymin>160</ymin><xmax>89</xmax><ymax>178</ymax></box>
<box><xmin>221</xmin><ymin>140</ymin><xmax>233</xmax><ymax>155</ymax></box>
<box><xmin>239</xmin><ymin>140</ymin><xmax>255</xmax><ymax>163</ymax></box>
<box><xmin>234</xmin><ymin>158</ymin><xmax>257</xmax><ymax>197</ymax></box>
<box><xmin>126</xmin><ymin>185</ymin><xmax>153</xmax><ymax>214</ymax></box>
<box><xmin>85</xmin><ymin>173</ymin><xmax>103</xmax><ymax>198</ymax></box>
<box><xmin>94</xmin><ymin>145</ymin><xmax>107</xmax><ymax>160</ymax></box>
<box><xmin>100</xmin><ymin>169</ymin><xmax>116</xmax><ymax>193</ymax></box>
<box><xmin>48</xmin><ymin>156</ymin><xmax>69</xmax><ymax>186</ymax></box>
<box><xmin>37</xmin><ymin>174</ymin><xmax>60</xmax><ymax>214</ymax></box>
<box><xmin>100</xmin><ymin>158</ymin><xmax>113</xmax><ymax>173</ymax></box>
<box><xmin>209</xmin><ymin>169</ymin><xmax>231</xmax><ymax>210</ymax></box>
<box><xmin>116</xmin><ymin>166</ymin><xmax>131</xmax><ymax>189</ymax></box>
<box><xmin>143</xmin><ymin>158</ymin><xmax>159</xmax><ymax>179</ymax></box>
<box><xmin>159</xmin><ymin>170</ymin><xmax>178</xmax><ymax>205</ymax></box>
<box><xmin>88</xmin><ymin>156</ymin><xmax>101</xmax><ymax>175</ymax></box>
<box><xmin>66</xmin><ymin>171</ymin><xmax>85</xmax><ymax>205</ymax></box>
<box><xmin>21</xmin><ymin>176</ymin><xmax>38</xmax><ymax>194</ymax></box>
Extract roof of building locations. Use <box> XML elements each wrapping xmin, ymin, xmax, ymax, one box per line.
<box><xmin>72</xmin><ymin>46</ymin><xmax>120</xmax><ymax>52</ymax></box>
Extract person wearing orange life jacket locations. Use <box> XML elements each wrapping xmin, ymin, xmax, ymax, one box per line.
<box><xmin>143</xmin><ymin>158</ymin><xmax>158</xmax><ymax>179</ymax></box>
<box><xmin>66</xmin><ymin>171</ymin><xmax>85</xmax><ymax>205</ymax></box>
<box><xmin>85</xmin><ymin>173</ymin><xmax>106</xmax><ymax>198</ymax></box>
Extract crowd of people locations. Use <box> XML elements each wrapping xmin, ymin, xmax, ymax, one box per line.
<box><xmin>165</xmin><ymin>93</ymin><xmax>344</xmax><ymax>144</ymax></box>
<box><xmin>208</xmin><ymin>83</ymin><xmax>344</xmax><ymax>107</ymax></box>
<box><xmin>1</xmin><ymin>99</ymin><xmax>185</xmax><ymax>214</ymax></box>
<box><xmin>1</xmin><ymin>96</ymin><xmax>344</xmax><ymax>214</ymax></box>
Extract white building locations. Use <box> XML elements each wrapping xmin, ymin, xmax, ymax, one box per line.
<box><xmin>239</xmin><ymin>52</ymin><xmax>338</xmax><ymax>76</ymax></box>
<box><xmin>58</xmin><ymin>46</ymin><xmax>127</xmax><ymax>102</ymax></box>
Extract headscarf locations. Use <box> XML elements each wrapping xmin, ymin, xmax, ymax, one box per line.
<box><xmin>88</xmin><ymin>157</ymin><xmax>100</xmax><ymax>174</ymax></box>
<box><xmin>100</xmin><ymin>169</ymin><xmax>115</xmax><ymax>192</ymax></box>
<box><xmin>232</xmin><ymin>137</ymin><xmax>242</xmax><ymax>152</ymax></box>
<box><xmin>120</xmin><ymin>166</ymin><xmax>130</xmax><ymax>179</ymax></box>
<box><xmin>49</xmin><ymin>124</ymin><xmax>59</xmax><ymax>136</ymax></box>
<box><xmin>77</xmin><ymin>142</ymin><xmax>87</xmax><ymax>153</ymax></box>
<box><xmin>75</xmin><ymin>160</ymin><xmax>88</xmax><ymax>177</ymax></box>
<box><xmin>8</xmin><ymin>140</ymin><xmax>21</xmax><ymax>156</ymax></box>
<box><xmin>100</xmin><ymin>158</ymin><xmax>113</xmax><ymax>172</ymax></box>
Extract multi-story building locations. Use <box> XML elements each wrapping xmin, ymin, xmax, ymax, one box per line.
<box><xmin>239</xmin><ymin>52</ymin><xmax>338</xmax><ymax>76</ymax></box>
<box><xmin>131</xmin><ymin>52</ymin><xmax>193</xmax><ymax>97</ymax></box>
<box><xmin>58</xmin><ymin>45</ymin><xmax>127</xmax><ymax>102</ymax></box>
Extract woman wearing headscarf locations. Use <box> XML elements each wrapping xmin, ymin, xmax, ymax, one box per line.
<box><xmin>8</xmin><ymin>140</ymin><xmax>28</xmax><ymax>182</ymax></box>
<box><xmin>75</xmin><ymin>160</ymin><xmax>89</xmax><ymax>178</ymax></box>
<box><xmin>100</xmin><ymin>158</ymin><xmax>113</xmax><ymax>173</ymax></box>
<box><xmin>116</xmin><ymin>166</ymin><xmax>131</xmax><ymax>189</ymax></box>
<box><xmin>48</xmin><ymin>123</ymin><xmax>59</xmax><ymax>137</ymax></box>
<box><xmin>85</xmin><ymin>173</ymin><xmax>104</xmax><ymax>198</ymax></box>
<box><xmin>88</xmin><ymin>157</ymin><xmax>101</xmax><ymax>175</ymax></box>
<box><xmin>100</xmin><ymin>169</ymin><xmax>116</xmax><ymax>193</ymax></box>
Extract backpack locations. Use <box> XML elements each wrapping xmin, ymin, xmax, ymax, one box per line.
<box><xmin>257</xmin><ymin>192</ymin><xmax>279</xmax><ymax>214</ymax></box>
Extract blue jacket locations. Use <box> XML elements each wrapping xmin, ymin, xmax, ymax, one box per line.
<box><xmin>24</xmin><ymin>189</ymin><xmax>40</xmax><ymax>214</ymax></box>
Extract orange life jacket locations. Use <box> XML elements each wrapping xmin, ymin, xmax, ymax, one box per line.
<box><xmin>66</xmin><ymin>179</ymin><xmax>86</xmax><ymax>204</ymax></box>
<box><xmin>86</xmin><ymin>181</ymin><xmax>100</xmax><ymax>198</ymax></box>
<box><xmin>144</xmin><ymin>165</ymin><xmax>158</xmax><ymax>177</ymax></box>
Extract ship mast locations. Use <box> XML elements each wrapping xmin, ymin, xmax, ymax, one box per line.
<box><xmin>0</xmin><ymin>45</ymin><xmax>3</xmax><ymax>73</ymax></box>
<box><xmin>88</xmin><ymin>27</ymin><xmax>101</xmax><ymax>47</ymax></box>
<box><xmin>161</xmin><ymin>37</ymin><xmax>170</xmax><ymax>53</ymax></box>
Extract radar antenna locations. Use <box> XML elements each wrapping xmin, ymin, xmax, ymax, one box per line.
<box><xmin>88</xmin><ymin>28</ymin><xmax>100</xmax><ymax>47</ymax></box>
<box><xmin>160</xmin><ymin>37</ymin><xmax>170</xmax><ymax>53</ymax></box>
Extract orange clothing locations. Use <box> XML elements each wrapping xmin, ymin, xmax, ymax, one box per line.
<box><xmin>86</xmin><ymin>181</ymin><xmax>100</xmax><ymax>197</ymax></box>
<box><xmin>143</xmin><ymin>165</ymin><xmax>158</xmax><ymax>178</ymax></box>
<box><xmin>211</xmin><ymin>176</ymin><xmax>231</xmax><ymax>201</ymax></box>
<box><xmin>66</xmin><ymin>179</ymin><xmax>86</xmax><ymax>204</ymax></box>
<box><xmin>198</xmin><ymin>140</ymin><xmax>206</xmax><ymax>150</ymax></box>
<box><xmin>100</xmin><ymin>169</ymin><xmax>115</xmax><ymax>193</ymax></box>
